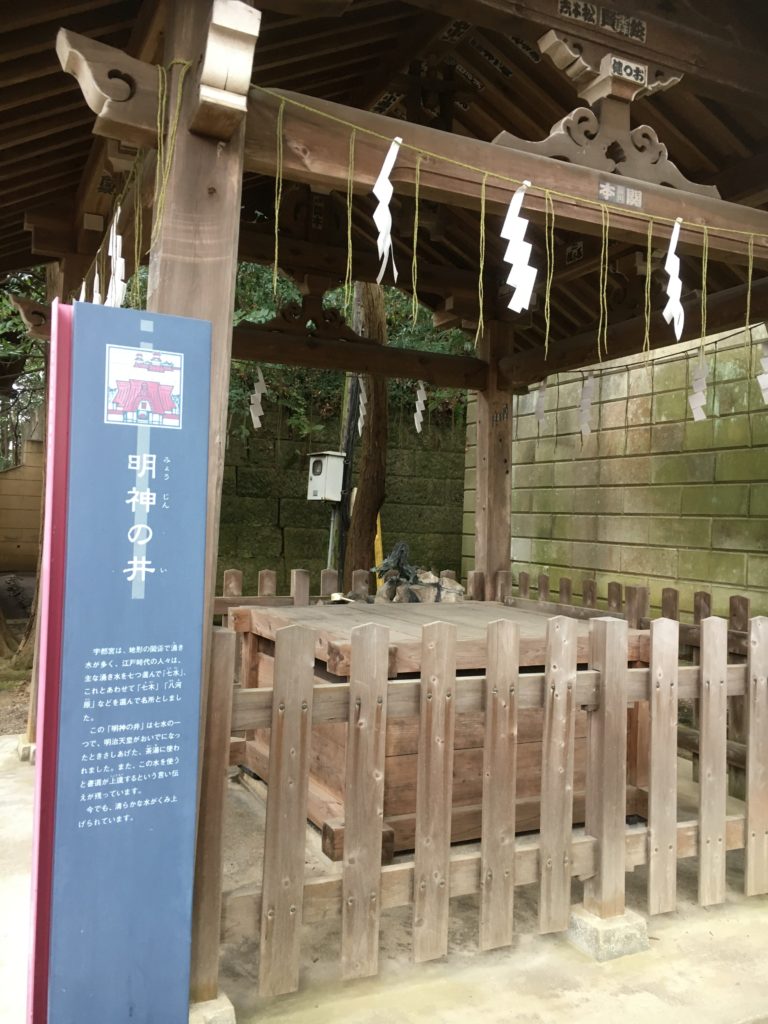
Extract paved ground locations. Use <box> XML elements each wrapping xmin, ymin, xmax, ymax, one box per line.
<box><xmin>3</xmin><ymin>735</ymin><xmax>768</xmax><ymax>1024</ymax></box>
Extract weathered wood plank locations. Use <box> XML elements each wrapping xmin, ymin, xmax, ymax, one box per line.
<box><xmin>745</xmin><ymin>616</ymin><xmax>768</xmax><ymax>896</ymax></box>
<box><xmin>625</xmin><ymin>586</ymin><xmax>649</xmax><ymax>630</ymax></box>
<box><xmin>223</xmin><ymin>568</ymin><xmax>243</xmax><ymax>597</ymax></box>
<box><xmin>290</xmin><ymin>568</ymin><xmax>311</xmax><ymax>607</ymax></box>
<box><xmin>320</xmin><ymin>567</ymin><xmax>339</xmax><ymax>597</ymax></box>
<box><xmin>258</xmin><ymin>568</ymin><xmax>277</xmax><ymax>596</ymax></box>
<box><xmin>466</xmin><ymin>570</ymin><xmax>485</xmax><ymax>601</ymax></box>
<box><xmin>413</xmin><ymin>621</ymin><xmax>457</xmax><ymax>962</ymax></box>
<box><xmin>661</xmin><ymin>588</ymin><xmax>680</xmax><ymax>621</ymax></box>
<box><xmin>538</xmin><ymin>574</ymin><xmax>550</xmax><ymax>603</ymax></box>
<box><xmin>258</xmin><ymin>625</ymin><xmax>316</xmax><ymax>997</ymax></box>
<box><xmin>607</xmin><ymin>582</ymin><xmax>622</xmax><ymax>615</ymax></box>
<box><xmin>479</xmin><ymin>619</ymin><xmax>520</xmax><ymax>951</ymax></box>
<box><xmin>698</xmin><ymin>617</ymin><xmax>729</xmax><ymax>908</ymax></box>
<box><xmin>582</xmin><ymin>578</ymin><xmax>596</xmax><ymax>609</ymax></box>
<box><xmin>558</xmin><ymin>577</ymin><xmax>572</xmax><ymax>606</ymax></box>
<box><xmin>341</xmin><ymin>623</ymin><xmax>390</xmax><ymax>979</ymax></box>
<box><xmin>518</xmin><ymin>571</ymin><xmax>530</xmax><ymax>599</ymax></box>
<box><xmin>350</xmin><ymin>568</ymin><xmax>371</xmax><ymax>600</ymax></box>
<box><xmin>729</xmin><ymin>596</ymin><xmax>751</xmax><ymax>745</ymax></box>
<box><xmin>584</xmin><ymin>617</ymin><xmax>628</xmax><ymax>919</ymax></box>
<box><xmin>539</xmin><ymin>616</ymin><xmax>578</xmax><ymax>933</ymax></box>
<box><xmin>190</xmin><ymin>628</ymin><xmax>237</xmax><ymax>1002</ymax></box>
<box><xmin>647</xmin><ymin>617</ymin><xmax>679</xmax><ymax>915</ymax></box>
<box><xmin>495</xmin><ymin>570</ymin><xmax>514</xmax><ymax>603</ymax></box>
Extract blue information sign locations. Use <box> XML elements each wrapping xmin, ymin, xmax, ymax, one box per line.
<box><xmin>40</xmin><ymin>302</ymin><xmax>211</xmax><ymax>1022</ymax></box>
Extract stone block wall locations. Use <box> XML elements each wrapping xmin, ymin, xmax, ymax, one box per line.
<box><xmin>462</xmin><ymin>326</ymin><xmax>768</xmax><ymax>617</ymax></box>
<box><xmin>219</xmin><ymin>402</ymin><xmax>466</xmax><ymax>593</ymax></box>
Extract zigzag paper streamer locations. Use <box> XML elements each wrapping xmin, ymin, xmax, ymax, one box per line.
<box><xmin>758</xmin><ymin>342</ymin><xmax>768</xmax><ymax>406</ymax></box>
<box><xmin>106</xmin><ymin>208</ymin><xmax>127</xmax><ymax>308</ymax></box>
<box><xmin>688</xmin><ymin>352</ymin><xmax>707</xmax><ymax>421</ymax></box>
<box><xmin>500</xmin><ymin>180</ymin><xmax>537</xmax><ymax>313</ymax></box>
<box><xmin>579</xmin><ymin>373</ymin><xmax>595</xmax><ymax>439</ymax></box>
<box><xmin>662</xmin><ymin>217</ymin><xmax>685</xmax><ymax>340</ymax></box>
<box><xmin>357</xmin><ymin>375</ymin><xmax>367</xmax><ymax>437</ymax></box>
<box><xmin>92</xmin><ymin>265</ymin><xmax>102</xmax><ymax>305</ymax></box>
<box><xmin>535</xmin><ymin>378</ymin><xmax>547</xmax><ymax>428</ymax></box>
<box><xmin>249</xmin><ymin>366</ymin><xmax>267</xmax><ymax>430</ymax></box>
<box><xmin>372</xmin><ymin>136</ymin><xmax>402</xmax><ymax>284</ymax></box>
<box><xmin>78</xmin><ymin>281</ymin><xmax>86</xmax><ymax>302</ymax></box>
<box><xmin>414</xmin><ymin>380</ymin><xmax>427</xmax><ymax>434</ymax></box>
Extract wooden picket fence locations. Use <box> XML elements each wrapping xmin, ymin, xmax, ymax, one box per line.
<box><xmin>191</xmin><ymin>611</ymin><xmax>768</xmax><ymax>1001</ymax></box>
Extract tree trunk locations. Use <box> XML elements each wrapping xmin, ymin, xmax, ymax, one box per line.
<box><xmin>0</xmin><ymin>608</ymin><xmax>18</xmax><ymax>659</ymax></box>
<box><xmin>342</xmin><ymin>282</ymin><xmax>388</xmax><ymax>591</ymax></box>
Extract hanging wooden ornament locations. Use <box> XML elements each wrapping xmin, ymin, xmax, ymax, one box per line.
<box><xmin>579</xmin><ymin>372</ymin><xmax>595</xmax><ymax>440</ymax></box>
<box><xmin>249</xmin><ymin>366</ymin><xmax>267</xmax><ymax>430</ymax></box>
<box><xmin>357</xmin><ymin>375</ymin><xmax>367</xmax><ymax>436</ymax></box>
<box><xmin>758</xmin><ymin>342</ymin><xmax>768</xmax><ymax>405</ymax></box>
<box><xmin>372</xmin><ymin>136</ymin><xmax>402</xmax><ymax>284</ymax></box>
<box><xmin>663</xmin><ymin>217</ymin><xmax>684</xmax><ymax>340</ymax></box>
<box><xmin>688</xmin><ymin>351</ymin><xmax>707</xmax><ymax>421</ymax></box>
<box><xmin>500</xmin><ymin>180</ymin><xmax>537</xmax><ymax>313</ymax></box>
<box><xmin>414</xmin><ymin>380</ymin><xmax>427</xmax><ymax>434</ymax></box>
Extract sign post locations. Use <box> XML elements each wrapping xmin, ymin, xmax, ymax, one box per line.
<box><xmin>30</xmin><ymin>301</ymin><xmax>212</xmax><ymax>1023</ymax></box>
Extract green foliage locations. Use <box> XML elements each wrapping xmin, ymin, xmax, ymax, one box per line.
<box><xmin>0</xmin><ymin>269</ymin><xmax>47</xmax><ymax>469</ymax></box>
<box><xmin>229</xmin><ymin>263</ymin><xmax>468</xmax><ymax>443</ymax></box>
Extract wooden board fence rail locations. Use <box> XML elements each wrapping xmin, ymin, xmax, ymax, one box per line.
<box><xmin>194</xmin><ymin>612</ymin><xmax>768</xmax><ymax>1000</ymax></box>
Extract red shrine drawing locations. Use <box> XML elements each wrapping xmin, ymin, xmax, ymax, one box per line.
<box><xmin>104</xmin><ymin>344</ymin><xmax>184</xmax><ymax>429</ymax></box>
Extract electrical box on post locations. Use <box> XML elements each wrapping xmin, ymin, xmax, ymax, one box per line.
<box><xmin>307</xmin><ymin>451</ymin><xmax>345</xmax><ymax>502</ymax></box>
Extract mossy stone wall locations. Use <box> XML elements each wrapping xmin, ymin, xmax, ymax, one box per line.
<box><xmin>462</xmin><ymin>325</ymin><xmax>768</xmax><ymax>617</ymax></box>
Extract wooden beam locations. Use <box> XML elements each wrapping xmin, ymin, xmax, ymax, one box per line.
<box><xmin>474</xmin><ymin>321</ymin><xmax>513</xmax><ymax>600</ymax></box>
<box><xmin>501</xmin><ymin>275</ymin><xmax>768</xmax><ymax>385</ymax></box>
<box><xmin>231</xmin><ymin>323</ymin><xmax>488</xmax><ymax>389</ymax></box>
<box><xmin>403</xmin><ymin>0</ymin><xmax>768</xmax><ymax>104</ymax></box>
<box><xmin>57</xmin><ymin>33</ymin><xmax>768</xmax><ymax>267</ymax></box>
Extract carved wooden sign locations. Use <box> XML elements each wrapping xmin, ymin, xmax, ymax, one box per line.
<box><xmin>557</xmin><ymin>0</ymin><xmax>647</xmax><ymax>44</ymax></box>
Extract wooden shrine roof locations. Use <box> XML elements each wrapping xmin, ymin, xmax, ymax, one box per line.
<box><xmin>2</xmin><ymin>0</ymin><xmax>768</xmax><ymax>359</ymax></box>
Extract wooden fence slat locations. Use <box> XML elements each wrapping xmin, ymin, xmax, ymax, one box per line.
<box><xmin>558</xmin><ymin>577</ymin><xmax>572</xmax><ymax>605</ymax></box>
<box><xmin>518</xmin><ymin>571</ymin><xmax>530</xmax><ymax>599</ymax></box>
<box><xmin>625</xmin><ymin>586</ymin><xmax>649</xmax><ymax>629</ymax></box>
<box><xmin>729</xmin><ymin>595</ymin><xmax>751</xmax><ymax>748</ymax></box>
<box><xmin>258</xmin><ymin>568</ymin><xmax>277</xmax><ymax>596</ymax></box>
<box><xmin>746</xmin><ymin>616</ymin><xmax>768</xmax><ymax>896</ymax></box>
<box><xmin>341</xmin><ymin>623</ymin><xmax>390</xmax><ymax>979</ymax></box>
<box><xmin>729</xmin><ymin>596</ymin><xmax>751</xmax><ymax>633</ymax></box>
<box><xmin>698</xmin><ymin>616</ymin><xmax>729</xmax><ymax>908</ymax></box>
<box><xmin>582</xmin><ymin>578</ymin><xmax>597</xmax><ymax>609</ymax></box>
<box><xmin>627</xmin><ymin>584</ymin><xmax>651</xmax><ymax>790</ymax></box>
<box><xmin>661</xmin><ymin>588</ymin><xmax>679</xmax><ymax>621</ymax></box>
<box><xmin>320</xmin><ymin>568</ymin><xmax>339</xmax><ymax>597</ymax></box>
<box><xmin>694</xmin><ymin>591</ymin><xmax>712</xmax><ymax>624</ymax></box>
<box><xmin>351</xmin><ymin>568</ymin><xmax>371</xmax><ymax>599</ymax></box>
<box><xmin>647</xmin><ymin>617</ymin><xmax>679</xmax><ymax>915</ymax></box>
<box><xmin>538</xmin><ymin>573</ymin><xmax>550</xmax><ymax>603</ymax></box>
<box><xmin>539</xmin><ymin>615</ymin><xmax>578</xmax><ymax>934</ymax></box>
<box><xmin>479</xmin><ymin>619</ymin><xmax>520</xmax><ymax>951</ymax></box>
<box><xmin>190</xmin><ymin>628</ymin><xmax>237</xmax><ymax>1002</ymax></box>
<box><xmin>607</xmin><ymin>581</ymin><xmax>622</xmax><ymax>614</ymax></box>
<box><xmin>495</xmin><ymin>569</ymin><xmax>514</xmax><ymax>603</ymax></box>
<box><xmin>290</xmin><ymin>568</ymin><xmax>311</xmax><ymax>607</ymax></box>
<box><xmin>583</xmin><ymin>617</ymin><xmax>628</xmax><ymax>919</ymax></box>
<box><xmin>413</xmin><ymin>621</ymin><xmax>457</xmax><ymax>962</ymax></box>
<box><xmin>223</xmin><ymin>568</ymin><xmax>243</xmax><ymax>597</ymax></box>
<box><xmin>258</xmin><ymin>624</ymin><xmax>316</xmax><ymax>997</ymax></box>
<box><xmin>467</xmin><ymin>569</ymin><xmax>485</xmax><ymax>601</ymax></box>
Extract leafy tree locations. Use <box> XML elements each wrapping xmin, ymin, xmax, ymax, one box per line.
<box><xmin>0</xmin><ymin>269</ymin><xmax>47</xmax><ymax>469</ymax></box>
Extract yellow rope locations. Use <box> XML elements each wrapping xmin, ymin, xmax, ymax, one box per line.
<box><xmin>596</xmin><ymin>204</ymin><xmax>610</xmax><ymax>360</ymax></box>
<box><xmin>272</xmin><ymin>99</ymin><xmax>286</xmax><ymax>298</ymax></box>
<box><xmin>343</xmin><ymin>128</ymin><xmax>356</xmax><ymax>314</ymax></box>
<box><xmin>745</xmin><ymin>233</ymin><xmax>754</xmax><ymax>348</ymax></box>
<box><xmin>248</xmin><ymin>84</ymin><xmax>768</xmax><ymax>249</ymax></box>
<box><xmin>151</xmin><ymin>59</ymin><xmax>192</xmax><ymax>248</ymax></box>
<box><xmin>700</xmin><ymin>224</ymin><xmax>709</xmax><ymax>353</ymax></box>
<box><xmin>543</xmin><ymin>190</ymin><xmax>555</xmax><ymax>359</ymax></box>
<box><xmin>643</xmin><ymin>218</ymin><xmax>653</xmax><ymax>353</ymax></box>
<box><xmin>474</xmin><ymin>172</ymin><xmax>488</xmax><ymax>347</ymax></box>
<box><xmin>411</xmin><ymin>154</ymin><xmax>422</xmax><ymax>325</ymax></box>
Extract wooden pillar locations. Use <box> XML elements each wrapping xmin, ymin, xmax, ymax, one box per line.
<box><xmin>474</xmin><ymin>322</ymin><xmax>514</xmax><ymax>601</ymax></box>
<box><xmin>144</xmin><ymin>0</ymin><xmax>255</xmax><ymax>1006</ymax></box>
<box><xmin>147</xmin><ymin>0</ymin><xmax>250</xmax><ymax>713</ymax></box>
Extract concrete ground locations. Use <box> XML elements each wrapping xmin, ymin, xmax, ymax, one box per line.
<box><xmin>3</xmin><ymin>734</ymin><xmax>768</xmax><ymax>1024</ymax></box>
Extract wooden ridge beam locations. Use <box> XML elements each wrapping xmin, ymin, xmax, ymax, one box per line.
<box><xmin>56</xmin><ymin>30</ymin><xmax>768</xmax><ymax>267</ymax></box>
<box><xmin>232</xmin><ymin>323</ymin><xmax>489</xmax><ymax>390</ymax></box>
<box><xmin>402</xmin><ymin>0</ymin><xmax>768</xmax><ymax>104</ymax></box>
<box><xmin>501</xmin><ymin>275</ymin><xmax>768</xmax><ymax>386</ymax></box>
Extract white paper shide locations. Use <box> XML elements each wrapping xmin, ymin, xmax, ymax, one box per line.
<box><xmin>500</xmin><ymin>181</ymin><xmax>537</xmax><ymax>313</ymax></box>
<box><xmin>372</xmin><ymin>136</ymin><xmax>403</xmax><ymax>285</ymax></box>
